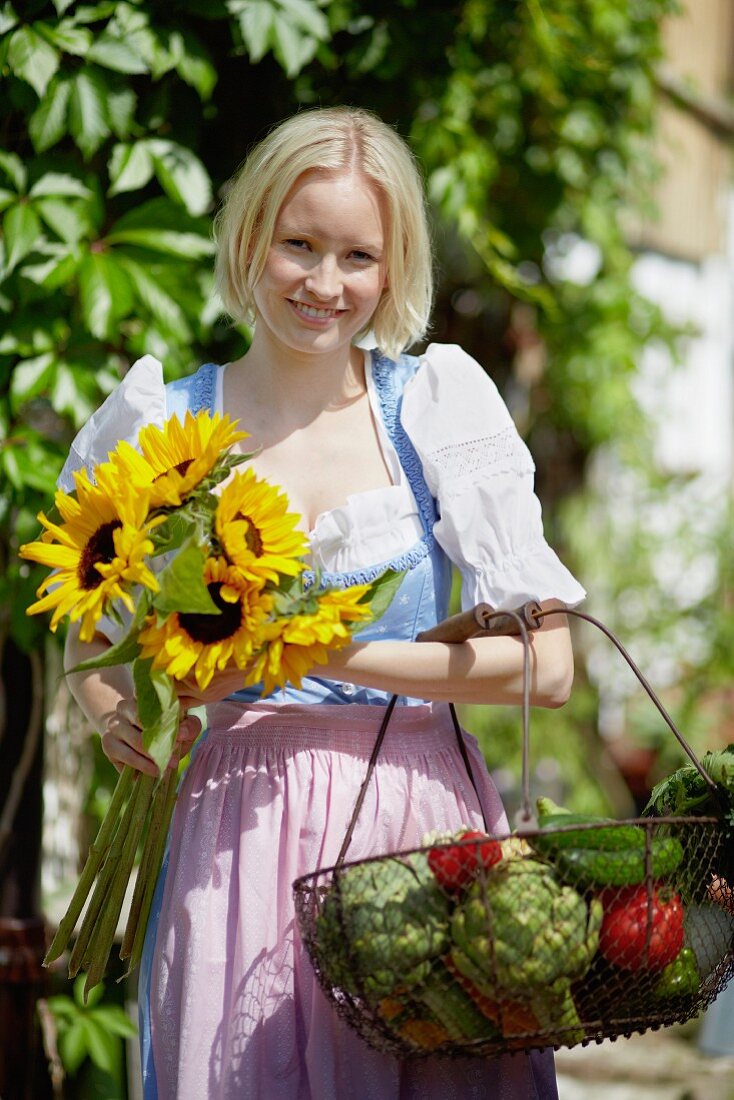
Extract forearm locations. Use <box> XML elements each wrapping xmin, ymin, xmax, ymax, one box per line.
<box><xmin>322</xmin><ymin>602</ymin><xmax>574</xmax><ymax>707</ymax></box>
<box><xmin>64</xmin><ymin>625</ymin><xmax>134</xmax><ymax>732</ymax></box>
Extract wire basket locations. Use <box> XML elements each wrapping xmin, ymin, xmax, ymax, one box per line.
<box><xmin>293</xmin><ymin>606</ymin><xmax>734</xmax><ymax>1058</ymax></box>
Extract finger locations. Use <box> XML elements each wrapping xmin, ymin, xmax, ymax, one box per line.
<box><xmin>101</xmin><ymin>726</ymin><xmax>159</xmax><ymax>777</ymax></box>
<box><xmin>116</xmin><ymin>697</ymin><xmax>142</xmax><ymax>729</ymax></box>
<box><xmin>176</xmin><ymin>714</ymin><xmax>202</xmax><ymax>747</ymax></box>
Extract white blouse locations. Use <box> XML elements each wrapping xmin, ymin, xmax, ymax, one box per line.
<box><xmin>57</xmin><ymin>343</ymin><xmax>585</xmax><ymax>616</ymax></box>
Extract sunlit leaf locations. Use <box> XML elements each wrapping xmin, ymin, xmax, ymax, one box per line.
<box><xmin>29</xmin><ymin>173</ymin><xmax>92</xmax><ymax>200</ymax></box>
<box><xmin>106</xmin><ymin>86</ymin><xmax>137</xmax><ymax>139</ymax></box>
<box><xmin>108</xmin><ymin>142</ymin><xmax>155</xmax><ymax>196</ymax></box>
<box><xmin>148</xmin><ymin>140</ymin><xmax>212</xmax><ymax>216</ymax></box>
<box><xmin>233</xmin><ymin>0</ymin><xmax>274</xmax><ymax>62</ymax></box>
<box><xmin>175</xmin><ymin>32</ymin><xmax>217</xmax><ymax>99</ymax></box>
<box><xmin>87</xmin><ymin>33</ymin><xmax>148</xmax><ymax>74</ymax></box>
<box><xmin>36</xmin><ymin>19</ymin><xmax>92</xmax><ymax>56</ymax></box>
<box><xmin>0</xmin><ymin>149</ymin><xmax>26</xmax><ymax>192</ymax></box>
<box><xmin>271</xmin><ymin>11</ymin><xmax>318</xmax><ymax>77</ymax></box>
<box><xmin>3</xmin><ymin>202</ymin><xmax>42</xmax><ymax>272</ymax></box>
<box><xmin>106</xmin><ymin>226</ymin><xmax>214</xmax><ymax>260</ymax></box>
<box><xmin>10</xmin><ymin>353</ymin><xmax>55</xmax><ymax>406</ymax></box>
<box><xmin>0</xmin><ymin>2</ymin><xmax>18</xmax><ymax>36</ymax></box>
<box><xmin>68</xmin><ymin>68</ymin><xmax>111</xmax><ymax>159</ymax></box>
<box><xmin>78</xmin><ymin>251</ymin><xmax>135</xmax><ymax>338</ymax></box>
<box><xmin>28</xmin><ymin>75</ymin><xmax>72</xmax><ymax>153</ymax></box>
<box><xmin>7</xmin><ymin>25</ymin><xmax>60</xmax><ymax>97</ymax></box>
<box><xmin>35</xmin><ymin>199</ymin><xmax>91</xmax><ymax>245</ymax></box>
<box><xmin>117</xmin><ymin>254</ymin><xmax>190</xmax><ymax>335</ymax></box>
<box><xmin>21</xmin><ymin>244</ymin><xmax>80</xmax><ymax>288</ymax></box>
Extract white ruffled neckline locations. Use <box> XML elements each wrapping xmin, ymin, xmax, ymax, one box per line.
<box><xmin>215</xmin><ymin>352</ymin><xmax>423</xmax><ymax>574</ymax></box>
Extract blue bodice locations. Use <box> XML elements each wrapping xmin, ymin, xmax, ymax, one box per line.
<box><xmin>166</xmin><ymin>355</ymin><xmax>453</xmax><ymax>706</ymax></box>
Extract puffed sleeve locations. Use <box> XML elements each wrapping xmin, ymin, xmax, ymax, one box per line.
<box><xmin>57</xmin><ymin>354</ymin><xmax>166</xmax><ymax>492</ymax></box>
<box><xmin>400</xmin><ymin>343</ymin><xmax>586</xmax><ymax>610</ymax></box>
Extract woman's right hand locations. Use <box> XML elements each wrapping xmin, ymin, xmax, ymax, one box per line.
<box><xmin>101</xmin><ymin>698</ymin><xmax>202</xmax><ymax>777</ymax></box>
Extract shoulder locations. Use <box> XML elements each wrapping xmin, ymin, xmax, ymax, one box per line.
<box><xmin>400</xmin><ymin>342</ymin><xmax>521</xmax><ymax>443</ymax></box>
<box><xmin>57</xmin><ymin>356</ymin><xmax>220</xmax><ymax>492</ymax></box>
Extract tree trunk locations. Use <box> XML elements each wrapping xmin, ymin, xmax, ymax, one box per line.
<box><xmin>0</xmin><ymin>636</ymin><xmax>52</xmax><ymax>1099</ymax></box>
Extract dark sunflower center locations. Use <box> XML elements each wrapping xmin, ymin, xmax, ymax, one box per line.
<box><xmin>179</xmin><ymin>583</ymin><xmax>243</xmax><ymax>644</ymax></box>
<box><xmin>77</xmin><ymin>521</ymin><xmax>122</xmax><ymax>589</ymax></box>
<box><xmin>236</xmin><ymin>512</ymin><xmax>264</xmax><ymax>557</ymax></box>
<box><xmin>153</xmin><ymin>459</ymin><xmax>193</xmax><ymax>483</ymax></box>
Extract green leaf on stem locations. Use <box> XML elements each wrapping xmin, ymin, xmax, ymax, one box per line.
<box><xmin>359</xmin><ymin>568</ymin><xmax>406</xmax><ymax>621</ymax></box>
<box><xmin>153</xmin><ymin>538</ymin><xmax>219</xmax><ymax>615</ymax></box>
<box><xmin>66</xmin><ymin>593</ymin><xmax>152</xmax><ymax>673</ymax></box>
<box><xmin>133</xmin><ymin>659</ymin><xmax>180</xmax><ymax>773</ymax></box>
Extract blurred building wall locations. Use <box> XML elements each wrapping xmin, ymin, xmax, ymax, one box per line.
<box><xmin>630</xmin><ymin>0</ymin><xmax>734</xmax><ymax>487</ymax></box>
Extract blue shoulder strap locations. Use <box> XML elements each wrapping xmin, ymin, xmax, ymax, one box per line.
<box><xmin>370</xmin><ymin>350</ymin><xmax>438</xmax><ymax>535</ymax></box>
<box><xmin>165</xmin><ymin>362</ymin><xmax>218</xmax><ymax>419</ymax></box>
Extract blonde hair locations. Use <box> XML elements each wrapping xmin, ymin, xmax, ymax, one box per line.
<box><xmin>214</xmin><ymin>107</ymin><xmax>433</xmax><ymax>359</ymax></box>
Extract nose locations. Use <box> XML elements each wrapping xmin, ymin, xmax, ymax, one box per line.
<box><xmin>304</xmin><ymin>255</ymin><xmax>342</xmax><ymax>300</ymax></box>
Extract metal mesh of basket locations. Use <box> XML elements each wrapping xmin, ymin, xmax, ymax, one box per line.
<box><xmin>294</xmin><ymin>818</ymin><xmax>734</xmax><ymax>1057</ymax></box>
<box><xmin>293</xmin><ymin>605</ymin><xmax>734</xmax><ymax>1058</ymax></box>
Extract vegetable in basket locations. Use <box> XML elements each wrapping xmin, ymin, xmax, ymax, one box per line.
<box><xmin>653</xmin><ymin>947</ymin><xmax>699</xmax><ymax>1000</ymax></box>
<box><xmin>533</xmin><ymin>798</ymin><xmax>683</xmax><ymax>887</ymax></box>
<box><xmin>427</xmin><ymin>829</ymin><xmax>503</xmax><ymax>894</ymax></box>
<box><xmin>598</xmin><ymin>883</ymin><xmax>684</xmax><ymax>972</ymax></box>
<box><xmin>644</xmin><ymin>746</ymin><xmax>734</xmax><ymax>886</ymax></box>
<box><xmin>314</xmin><ymin>852</ymin><xmax>451</xmax><ymax>1001</ymax></box>
<box><xmin>450</xmin><ymin>858</ymin><xmax>602</xmax><ymax>1043</ymax></box>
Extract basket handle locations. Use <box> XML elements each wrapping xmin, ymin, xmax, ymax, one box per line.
<box><xmin>335</xmin><ymin>602</ymin><xmax>721</xmax><ymax>865</ymax></box>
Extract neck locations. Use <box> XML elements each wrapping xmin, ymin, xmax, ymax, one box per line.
<box><xmin>231</xmin><ymin>328</ymin><xmax>367</xmax><ymax>423</ymax></box>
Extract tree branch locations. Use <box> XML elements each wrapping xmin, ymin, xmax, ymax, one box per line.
<box><xmin>654</xmin><ymin>63</ymin><xmax>734</xmax><ymax>141</ymax></box>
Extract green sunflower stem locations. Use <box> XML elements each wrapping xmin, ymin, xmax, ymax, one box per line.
<box><xmin>121</xmin><ymin>765</ymin><xmax>177</xmax><ymax>962</ymax></box>
<box><xmin>68</xmin><ymin>769</ymin><xmax>148</xmax><ymax>980</ymax></box>
<box><xmin>44</xmin><ymin>765</ymin><xmax>136</xmax><ymax>967</ymax></box>
<box><xmin>82</xmin><ymin>772</ymin><xmax>156</xmax><ymax>1000</ymax></box>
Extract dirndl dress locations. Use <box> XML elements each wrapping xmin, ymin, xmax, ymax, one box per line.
<box><xmin>58</xmin><ymin>343</ymin><xmax>585</xmax><ymax>1098</ymax></box>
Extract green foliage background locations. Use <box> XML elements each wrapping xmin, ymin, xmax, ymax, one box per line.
<box><xmin>3</xmin><ymin>0</ymin><xmax>730</xmax><ymax>827</ymax></box>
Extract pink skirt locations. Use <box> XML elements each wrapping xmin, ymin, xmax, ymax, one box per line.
<box><xmin>146</xmin><ymin>701</ymin><xmax>557</xmax><ymax>1098</ymax></box>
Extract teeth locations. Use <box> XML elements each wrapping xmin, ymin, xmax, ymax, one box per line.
<box><xmin>292</xmin><ymin>302</ymin><xmax>337</xmax><ymax>318</ymax></box>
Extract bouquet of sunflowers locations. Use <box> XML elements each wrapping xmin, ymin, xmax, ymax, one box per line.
<box><xmin>21</xmin><ymin>409</ymin><xmax>401</xmax><ymax>997</ymax></box>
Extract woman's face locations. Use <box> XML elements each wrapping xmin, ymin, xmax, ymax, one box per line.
<box><xmin>252</xmin><ymin>170</ymin><xmax>388</xmax><ymax>359</ymax></box>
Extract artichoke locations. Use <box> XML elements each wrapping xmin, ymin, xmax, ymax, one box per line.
<box><xmin>450</xmin><ymin>858</ymin><xmax>602</xmax><ymax>1043</ymax></box>
<box><xmin>314</xmin><ymin>852</ymin><xmax>451</xmax><ymax>1000</ymax></box>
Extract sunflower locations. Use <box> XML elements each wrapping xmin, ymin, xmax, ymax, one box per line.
<box><xmin>137</xmin><ymin>557</ymin><xmax>272</xmax><ymax>690</ymax></box>
<box><xmin>20</xmin><ymin>465</ymin><xmax>160</xmax><ymax>642</ymax></box>
<box><xmin>109</xmin><ymin>411</ymin><xmax>248</xmax><ymax>509</ymax></box>
<box><xmin>215</xmin><ymin>468</ymin><xmax>308</xmax><ymax>583</ymax></box>
<box><xmin>245</xmin><ymin>584</ymin><xmax>373</xmax><ymax>695</ymax></box>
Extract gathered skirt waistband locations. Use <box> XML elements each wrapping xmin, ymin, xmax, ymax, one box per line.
<box><xmin>203</xmin><ymin>700</ymin><xmax>464</xmax><ymax>758</ymax></box>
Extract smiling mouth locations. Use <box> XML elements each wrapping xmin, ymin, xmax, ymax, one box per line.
<box><xmin>289</xmin><ymin>300</ymin><xmax>346</xmax><ymax>320</ymax></box>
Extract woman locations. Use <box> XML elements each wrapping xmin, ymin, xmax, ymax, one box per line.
<box><xmin>63</xmin><ymin>107</ymin><xmax>585</xmax><ymax>1098</ymax></box>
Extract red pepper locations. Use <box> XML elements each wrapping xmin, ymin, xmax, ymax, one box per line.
<box><xmin>598</xmin><ymin>882</ymin><xmax>684</xmax><ymax>972</ymax></box>
<box><xmin>427</xmin><ymin>830</ymin><xmax>502</xmax><ymax>894</ymax></box>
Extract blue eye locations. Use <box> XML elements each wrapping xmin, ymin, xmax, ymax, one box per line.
<box><xmin>351</xmin><ymin>250</ymin><xmax>375</xmax><ymax>262</ymax></box>
<box><xmin>285</xmin><ymin>239</ymin><xmax>309</xmax><ymax>250</ymax></box>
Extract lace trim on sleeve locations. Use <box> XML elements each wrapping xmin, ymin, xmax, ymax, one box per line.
<box><xmin>424</xmin><ymin>427</ymin><xmax>535</xmax><ymax>486</ymax></box>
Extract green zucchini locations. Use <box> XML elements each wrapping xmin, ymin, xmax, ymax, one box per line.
<box><xmin>553</xmin><ymin>835</ymin><xmax>684</xmax><ymax>887</ymax></box>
